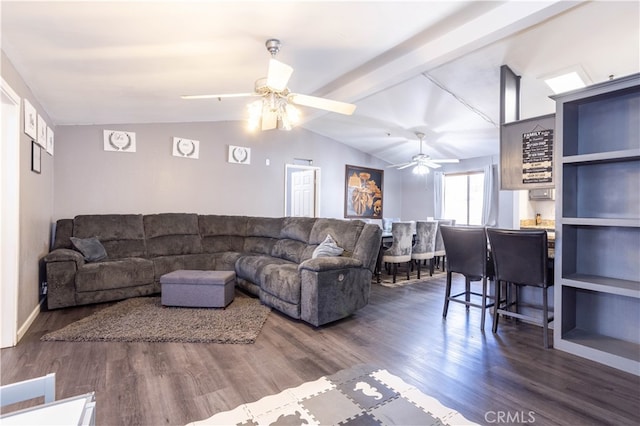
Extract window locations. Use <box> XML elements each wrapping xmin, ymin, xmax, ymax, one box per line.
<box><xmin>443</xmin><ymin>172</ymin><xmax>484</xmax><ymax>225</ymax></box>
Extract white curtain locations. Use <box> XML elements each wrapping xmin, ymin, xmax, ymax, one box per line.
<box><xmin>482</xmin><ymin>164</ymin><xmax>496</xmax><ymax>226</ymax></box>
<box><xmin>433</xmin><ymin>171</ymin><xmax>444</xmax><ymax>219</ymax></box>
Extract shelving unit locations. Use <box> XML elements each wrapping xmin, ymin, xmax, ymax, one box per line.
<box><xmin>553</xmin><ymin>73</ymin><xmax>640</xmax><ymax>375</ymax></box>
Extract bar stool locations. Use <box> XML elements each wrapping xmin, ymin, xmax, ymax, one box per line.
<box><xmin>441</xmin><ymin>225</ymin><xmax>494</xmax><ymax>331</ymax></box>
<box><xmin>486</xmin><ymin>228</ymin><xmax>554</xmax><ymax>348</ymax></box>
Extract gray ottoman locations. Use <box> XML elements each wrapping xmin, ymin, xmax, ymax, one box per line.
<box><xmin>160</xmin><ymin>270</ymin><xmax>235</xmax><ymax>308</ymax></box>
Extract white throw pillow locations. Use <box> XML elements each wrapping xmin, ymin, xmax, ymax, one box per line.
<box><xmin>312</xmin><ymin>234</ymin><xmax>344</xmax><ymax>258</ymax></box>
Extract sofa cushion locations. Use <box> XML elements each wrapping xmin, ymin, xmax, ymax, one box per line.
<box><xmin>52</xmin><ymin>219</ymin><xmax>74</xmax><ymax>250</ymax></box>
<box><xmin>279</xmin><ymin>217</ymin><xmax>316</xmax><ymax>241</ymax></box>
<box><xmin>271</xmin><ymin>239</ymin><xmax>309</xmax><ymax>263</ymax></box>
<box><xmin>74</xmin><ymin>214</ymin><xmax>147</xmax><ymax>259</ymax></box>
<box><xmin>309</xmin><ymin>218</ymin><xmax>365</xmax><ymax>254</ymax></box>
<box><xmin>151</xmin><ymin>254</ymin><xmax>215</xmax><ymax>280</ymax></box>
<box><xmin>260</xmin><ymin>263</ymin><xmax>301</xmax><ymax>304</ymax></box>
<box><xmin>70</xmin><ymin>237</ymin><xmax>108</xmax><ymax>262</ymax></box>
<box><xmin>246</xmin><ymin>217</ymin><xmax>283</xmax><ymax>238</ymax></box>
<box><xmin>144</xmin><ymin>213</ymin><xmax>202</xmax><ymax>257</ymax></box>
<box><xmin>243</xmin><ymin>236</ymin><xmax>278</xmax><ymax>255</ymax></box>
<box><xmin>75</xmin><ymin>258</ymin><xmax>154</xmax><ymax>292</ymax></box>
<box><xmin>199</xmin><ymin>215</ymin><xmax>247</xmax><ymax>237</ymax></box>
<box><xmin>235</xmin><ymin>255</ymin><xmax>292</xmax><ymax>284</ymax></box>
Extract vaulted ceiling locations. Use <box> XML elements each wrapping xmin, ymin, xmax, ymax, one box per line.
<box><xmin>2</xmin><ymin>1</ymin><xmax>638</xmax><ymax>167</ymax></box>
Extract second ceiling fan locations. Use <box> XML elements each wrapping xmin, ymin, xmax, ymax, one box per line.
<box><xmin>182</xmin><ymin>39</ymin><xmax>356</xmax><ymax>131</ymax></box>
<box><xmin>388</xmin><ymin>132</ymin><xmax>459</xmax><ymax>174</ymax></box>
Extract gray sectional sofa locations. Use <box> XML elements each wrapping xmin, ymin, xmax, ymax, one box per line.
<box><xmin>44</xmin><ymin>213</ymin><xmax>382</xmax><ymax>326</ymax></box>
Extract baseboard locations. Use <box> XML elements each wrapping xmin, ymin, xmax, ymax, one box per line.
<box><xmin>17</xmin><ymin>299</ymin><xmax>44</xmax><ymax>343</ymax></box>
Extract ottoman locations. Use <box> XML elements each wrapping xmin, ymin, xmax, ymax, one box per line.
<box><xmin>160</xmin><ymin>270</ymin><xmax>235</xmax><ymax>308</ymax></box>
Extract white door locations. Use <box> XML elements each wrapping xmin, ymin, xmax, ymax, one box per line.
<box><xmin>291</xmin><ymin>169</ymin><xmax>315</xmax><ymax>217</ymax></box>
<box><xmin>1</xmin><ymin>78</ymin><xmax>21</xmax><ymax>348</ymax></box>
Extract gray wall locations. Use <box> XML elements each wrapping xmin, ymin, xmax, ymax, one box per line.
<box><xmin>1</xmin><ymin>51</ymin><xmax>54</xmax><ymax>327</ymax></box>
<box><xmin>54</xmin><ymin>122</ymin><xmax>403</xmax><ymax>220</ymax></box>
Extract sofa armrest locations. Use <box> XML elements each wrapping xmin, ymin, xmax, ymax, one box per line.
<box><xmin>45</xmin><ymin>249</ymin><xmax>84</xmax><ymax>309</ymax></box>
<box><xmin>299</xmin><ymin>265</ymin><xmax>371</xmax><ymax>327</ymax></box>
<box><xmin>45</xmin><ymin>248</ymin><xmax>86</xmax><ymax>268</ymax></box>
<box><xmin>298</xmin><ymin>256</ymin><xmax>363</xmax><ymax>272</ymax></box>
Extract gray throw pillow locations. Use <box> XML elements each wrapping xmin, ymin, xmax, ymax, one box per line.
<box><xmin>312</xmin><ymin>234</ymin><xmax>344</xmax><ymax>259</ymax></box>
<box><xmin>70</xmin><ymin>236</ymin><xmax>107</xmax><ymax>262</ymax></box>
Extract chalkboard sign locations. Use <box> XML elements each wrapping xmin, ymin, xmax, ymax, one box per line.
<box><xmin>522</xmin><ymin>129</ymin><xmax>553</xmax><ymax>183</ymax></box>
<box><xmin>500</xmin><ymin>114</ymin><xmax>555</xmax><ymax>190</ymax></box>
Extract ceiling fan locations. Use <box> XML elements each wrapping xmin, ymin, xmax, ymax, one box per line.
<box><xmin>387</xmin><ymin>132</ymin><xmax>459</xmax><ymax>175</ymax></box>
<box><xmin>181</xmin><ymin>39</ymin><xmax>357</xmax><ymax>131</ymax></box>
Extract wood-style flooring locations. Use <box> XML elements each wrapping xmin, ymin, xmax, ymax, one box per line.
<box><xmin>2</xmin><ymin>273</ymin><xmax>639</xmax><ymax>425</ymax></box>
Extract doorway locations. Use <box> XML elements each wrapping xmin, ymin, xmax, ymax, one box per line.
<box><xmin>284</xmin><ymin>164</ymin><xmax>320</xmax><ymax>217</ymax></box>
<box><xmin>1</xmin><ymin>78</ymin><xmax>21</xmax><ymax>348</ymax></box>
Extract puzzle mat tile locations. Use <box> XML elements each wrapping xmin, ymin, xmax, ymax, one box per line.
<box><xmin>187</xmin><ymin>364</ymin><xmax>479</xmax><ymax>426</ymax></box>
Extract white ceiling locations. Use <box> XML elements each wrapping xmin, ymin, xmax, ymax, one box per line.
<box><xmin>2</xmin><ymin>1</ymin><xmax>639</xmax><ymax>167</ymax></box>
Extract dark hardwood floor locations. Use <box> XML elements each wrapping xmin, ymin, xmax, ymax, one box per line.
<box><xmin>2</xmin><ymin>273</ymin><xmax>639</xmax><ymax>425</ymax></box>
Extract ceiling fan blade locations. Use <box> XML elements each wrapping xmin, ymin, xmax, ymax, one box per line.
<box><xmin>266</xmin><ymin>58</ymin><xmax>293</xmax><ymax>92</ymax></box>
<box><xmin>261</xmin><ymin>109</ymin><xmax>278</xmax><ymax>130</ymax></box>
<box><xmin>431</xmin><ymin>159</ymin><xmax>460</xmax><ymax>164</ymax></box>
<box><xmin>288</xmin><ymin>93</ymin><xmax>356</xmax><ymax>115</ymax></box>
<box><xmin>386</xmin><ymin>161</ymin><xmax>412</xmax><ymax>168</ymax></box>
<box><xmin>397</xmin><ymin>162</ymin><xmax>418</xmax><ymax>170</ymax></box>
<box><xmin>181</xmin><ymin>93</ymin><xmax>257</xmax><ymax>100</ymax></box>
<box><xmin>423</xmin><ymin>161</ymin><xmax>442</xmax><ymax>169</ymax></box>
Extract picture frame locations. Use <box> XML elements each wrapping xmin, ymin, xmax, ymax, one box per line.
<box><xmin>172</xmin><ymin>137</ymin><xmax>199</xmax><ymax>159</ymax></box>
<box><xmin>344</xmin><ymin>164</ymin><xmax>383</xmax><ymax>219</ymax></box>
<box><xmin>228</xmin><ymin>145</ymin><xmax>251</xmax><ymax>165</ymax></box>
<box><xmin>31</xmin><ymin>141</ymin><xmax>41</xmax><ymax>174</ymax></box>
<box><xmin>37</xmin><ymin>114</ymin><xmax>47</xmax><ymax>148</ymax></box>
<box><xmin>46</xmin><ymin>126</ymin><xmax>54</xmax><ymax>156</ymax></box>
<box><xmin>23</xmin><ymin>99</ymin><xmax>37</xmax><ymax>140</ymax></box>
<box><xmin>103</xmin><ymin>130</ymin><xmax>136</xmax><ymax>152</ymax></box>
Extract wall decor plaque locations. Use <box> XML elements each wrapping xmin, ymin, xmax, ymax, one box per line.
<box><xmin>23</xmin><ymin>99</ymin><xmax>37</xmax><ymax>140</ymax></box>
<box><xmin>103</xmin><ymin>130</ymin><xmax>136</xmax><ymax>152</ymax></box>
<box><xmin>172</xmin><ymin>137</ymin><xmax>199</xmax><ymax>159</ymax></box>
<box><xmin>228</xmin><ymin>145</ymin><xmax>251</xmax><ymax>165</ymax></box>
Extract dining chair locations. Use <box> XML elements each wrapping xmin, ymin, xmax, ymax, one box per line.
<box><xmin>433</xmin><ymin>219</ymin><xmax>454</xmax><ymax>271</ymax></box>
<box><xmin>381</xmin><ymin>221</ymin><xmax>413</xmax><ymax>283</ymax></box>
<box><xmin>411</xmin><ymin>221</ymin><xmax>437</xmax><ymax>279</ymax></box>
<box><xmin>440</xmin><ymin>225</ymin><xmax>494</xmax><ymax>331</ymax></box>
<box><xmin>486</xmin><ymin>228</ymin><xmax>554</xmax><ymax>348</ymax></box>
<box><xmin>0</xmin><ymin>373</ymin><xmax>56</xmax><ymax>409</ymax></box>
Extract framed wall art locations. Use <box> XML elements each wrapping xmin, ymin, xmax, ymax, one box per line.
<box><xmin>172</xmin><ymin>137</ymin><xmax>199</xmax><ymax>159</ymax></box>
<box><xmin>23</xmin><ymin>99</ymin><xmax>37</xmax><ymax>140</ymax></box>
<box><xmin>228</xmin><ymin>145</ymin><xmax>251</xmax><ymax>165</ymax></box>
<box><xmin>103</xmin><ymin>130</ymin><xmax>136</xmax><ymax>152</ymax></box>
<box><xmin>344</xmin><ymin>164</ymin><xmax>383</xmax><ymax>219</ymax></box>
<box><xmin>46</xmin><ymin>126</ymin><xmax>54</xmax><ymax>156</ymax></box>
<box><xmin>36</xmin><ymin>114</ymin><xmax>47</xmax><ymax>148</ymax></box>
<box><xmin>31</xmin><ymin>141</ymin><xmax>41</xmax><ymax>174</ymax></box>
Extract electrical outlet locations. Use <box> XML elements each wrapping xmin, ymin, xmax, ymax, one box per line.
<box><xmin>41</xmin><ymin>281</ymin><xmax>48</xmax><ymax>295</ymax></box>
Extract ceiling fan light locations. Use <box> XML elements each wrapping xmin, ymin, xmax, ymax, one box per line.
<box><xmin>412</xmin><ymin>164</ymin><xmax>429</xmax><ymax>175</ymax></box>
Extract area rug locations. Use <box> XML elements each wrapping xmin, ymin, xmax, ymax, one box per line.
<box><xmin>187</xmin><ymin>364</ymin><xmax>477</xmax><ymax>425</ymax></box>
<box><xmin>41</xmin><ymin>294</ymin><xmax>271</xmax><ymax>344</ymax></box>
<box><xmin>376</xmin><ymin>268</ymin><xmax>446</xmax><ymax>288</ymax></box>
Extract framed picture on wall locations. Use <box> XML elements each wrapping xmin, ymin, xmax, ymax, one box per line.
<box><xmin>344</xmin><ymin>164</ymin><xmax>383</xmax><ymax>219</ymax></box>
<box><xmin>23</xmin><ymin>99</ymin><xmax>37</xmax><ymax>139</ymax></box>
<box><xmin>37</xmin><ymin>114</ymin><xmax>47</xmax><ymax>148</ymax></box>
<box><xmin>31</xmin><ymin>141</ymin><xmax>41</xmax><ymax>174</ymax></box>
